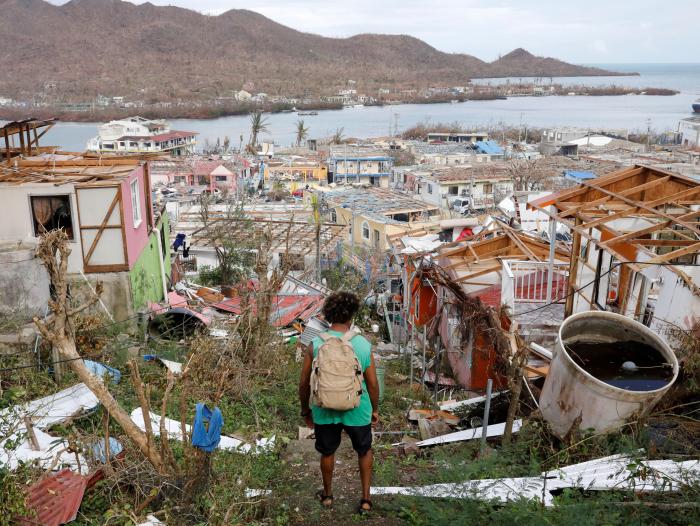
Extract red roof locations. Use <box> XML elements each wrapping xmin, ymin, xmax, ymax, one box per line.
<box><xmin>150</xmin><ymin>130</ymin><xmax>198</xmax><ymax>142</ymax></box>
<box><xmin>17</xmin><ymin>469</ymin><xmax>87</xmax><ymax>526</ymax></box>
<box><xmin>213</xmin><ymin>294</ymin><xmax>324</xmax><ymax>327</ymax></box>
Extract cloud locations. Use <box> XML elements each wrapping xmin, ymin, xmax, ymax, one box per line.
<box><xmin>592</xmin><ymin>39</ymin><xmax>609</xmax><ymax>54</ymax></box>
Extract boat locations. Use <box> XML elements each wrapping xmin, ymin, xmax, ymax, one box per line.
<box><xmin>297</xmin><ymin>111</ymin><xmax>318</xmax><ymax>116</ymax></box>
<box><xmin>693</xmin><ymin>99</ymin><xmax>700</xmax><ymax>113</ymax></box>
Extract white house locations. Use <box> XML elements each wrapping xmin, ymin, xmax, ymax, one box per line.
<box><xmin>679</xmin><ymin>117</ymin><xmax>700</xmax><ymax>147</ymax></box>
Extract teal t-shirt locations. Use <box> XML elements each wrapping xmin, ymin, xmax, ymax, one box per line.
<box><xmin>311</xmin><ymin>331</ymin><xmax>373</xmax><ymax>427</ymax></box>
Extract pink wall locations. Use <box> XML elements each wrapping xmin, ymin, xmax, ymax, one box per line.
<box><xmin>120</xmin><ymin>166</ymin><xmax>151</xmax><ymax>268</ymax></box>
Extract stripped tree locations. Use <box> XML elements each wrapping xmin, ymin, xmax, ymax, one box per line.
<box><xmin>32</xmin><ymin>230</ymin><xmax>168</xmax><ymax>473</ymax></box>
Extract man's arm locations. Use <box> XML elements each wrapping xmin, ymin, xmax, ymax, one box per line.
<box><xmin>298</xmin><ymin>344</ymin><xmax>314</xmax><ymax>428</ymax></box>
<box><xmin>364</xmin><ymin>352</ymin><xmax>380</xmax><ymax>425</ymax></box>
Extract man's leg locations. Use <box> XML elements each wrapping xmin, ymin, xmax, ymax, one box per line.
<box><xmin>314</xmin><ymin>423</ymin><xmax>342</xmax><ymax>504</ymax></box>
<box><xmin>358</xmin><ymin>448</ymin><xmax>373</xmax><ymax>503</ymax></box>
<box><xmin>345</xmin><ymin>424</ymin><xmax>373</xmax><ymax>510</ymax></box>
<box><xmin>320</xmin><ymin>453</ymin><xmax>335</xmax><ymax>498</ymax></box>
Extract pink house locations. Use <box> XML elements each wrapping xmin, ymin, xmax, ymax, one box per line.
<box><xmin>152</xmin><ymin>160</ymin><xmax>240</xmax><ymax>192</ymax></box>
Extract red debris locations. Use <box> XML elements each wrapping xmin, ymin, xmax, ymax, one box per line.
<box><xmin>17</xmin><ymin>469</ymin><xmax>87</xmax><ymax>526</ymax></box>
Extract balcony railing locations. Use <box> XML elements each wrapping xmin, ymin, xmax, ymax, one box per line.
<box><xmin>501</xmin><ymin>259</ymin><xmax>569</xmax><ymax>311</ymax></box>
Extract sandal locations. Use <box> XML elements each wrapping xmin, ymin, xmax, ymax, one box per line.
<box><xmin>358</xmin><ymin>498</ymin><xmax>372</xmax><ymax>514</ymax></box>
<box><xmin>316</xmin><ymin>490</ymin><xmax>334</xmax><ymax>508</ymax></box>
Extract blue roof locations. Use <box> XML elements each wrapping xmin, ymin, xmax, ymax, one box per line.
<box><xmin>564</xmin><ymin>170</ymin><xmax>597</xmax><ymax>181</ymax></box>
<box><xmin>474</xmin><ymin>140</ymin><xmax>504</xmax><ymax>155</ymax></box>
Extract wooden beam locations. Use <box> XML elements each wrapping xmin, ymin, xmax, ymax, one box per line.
<box><xmin>454</xmin><ymin>265</ymin><xmax>502</xmax><ymax>283</ymax></box>
<box><xmin>629</xmin><ymin>238</ymin><xmax>699</xmax><ymax>247</ymax></box>
<box><xmin>559</xmin><ymin>175</ymin><xmax>672</xmax><ymax>218</ymax></box>
<box><xmin>565</xmin><ymin>218</ymin><xmax>582</xmax><ymax>317</ymax></box>
<box><xmin>580</xmin><ymin>180</ymin><xmax>700</xmax><ymax>236</ymax></box>
<box><xmin>599</xmin><ymin>210</ymin><xmax>700</xmax><ymax>247</ymax></box>
<box><xmin>83</xmin><ymin>191</ymin><xmax>121</xmax><ymax>266</ymax></box>
<box><xmin>644</xmin><ymin>241</ymin><xmax>700</xmax><ymax>265</ymax></box>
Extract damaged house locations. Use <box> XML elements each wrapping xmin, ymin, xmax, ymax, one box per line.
<box><xmin>530</xmin><ymin>164</ymin><xmax>700</xmax><ymax>338</ymax></box>
<box><xmin>0</xmin><ymin>155</ymin><xmax>171</xmax><ymax>320</ymax></box>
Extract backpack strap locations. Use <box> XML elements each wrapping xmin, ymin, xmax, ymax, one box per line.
<box><xmin>341</xmin><ymin>330</ymin><xmax>358</xmax><ymax>343</ymax></box>
<box><xmin>319</xmin><ymin>332</ymin><xmax>334</xmax><ymax>342</ymax></box>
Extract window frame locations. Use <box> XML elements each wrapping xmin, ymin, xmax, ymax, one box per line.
<box><xmin>362</xmin><ymin>221</ymin><xmax>370</xmax><ymax>240</ymax></box>
<box><xmin>29</xmin><ymin>194</ymin><xmax>75</xmax><ymax>240</ymax></box>
<box><xmin>130</xmin><ymin>178</ymin><xmax>142</xmax><ymax>228</ymax></box>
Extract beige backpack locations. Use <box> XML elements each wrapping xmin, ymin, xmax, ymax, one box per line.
<box><xmin>311</xmin><ymin>331</ymin><xmax>363</xmax><ymax>411</ymax></box>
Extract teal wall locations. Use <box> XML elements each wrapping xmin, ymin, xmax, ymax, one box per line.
<box><xmin>129</xmin><ymin>213</ymin><xmax>171</xmax><ymax>310</ymax></box>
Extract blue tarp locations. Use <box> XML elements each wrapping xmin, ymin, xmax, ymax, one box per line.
<box><xmin>564</xmin><ymin>170</ymin><xmax>597</xmax><ymax>181</ymax></box>
<box><xmin>84</xmin><ymin>360</ymin><xmax>121</xmax><ymax>384</ymax></box>
<box><xmin>92</xmin><ymin>437</ymin><xmax>123</xmax><ymax>463</ymax></box>
<box><xmin>474</xmin><ymin>140</ymin><xmax>504</xmax><ymax>155</ymax></box>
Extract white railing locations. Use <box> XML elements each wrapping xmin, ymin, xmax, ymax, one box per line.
<box><xmin>501</xmin><ymin>260</ymin><xmax>569</xmax><ymax>309</ymax></box>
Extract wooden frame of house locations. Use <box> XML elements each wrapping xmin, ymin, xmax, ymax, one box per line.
<box><xmin>529</xmin><ymin>164</ymin><xmax>700</xmax><ymax>335</ymax></box>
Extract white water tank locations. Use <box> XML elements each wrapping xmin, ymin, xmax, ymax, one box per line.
<box><xmin>539</xmin><ymin>311</ymin><xmax>678</xmax><ymax>438</ymax></box>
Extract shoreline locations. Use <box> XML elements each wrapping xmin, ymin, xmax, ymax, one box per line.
<box><xmin>0</xmin><ymin>86</ymin><xmax>679</xmax><ymax>124</ymax></box>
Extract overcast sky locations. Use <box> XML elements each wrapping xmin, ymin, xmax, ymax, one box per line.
<box><xmin>51</xmin><ymin>0</ymin><xmax>697</xmax><ymax>63</ymax></box>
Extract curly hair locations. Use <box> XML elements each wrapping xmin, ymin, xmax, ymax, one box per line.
<box><xmin>322</xmin><ymin>291</ymin><xmax>361</xmax><ymax>324</ymax></box>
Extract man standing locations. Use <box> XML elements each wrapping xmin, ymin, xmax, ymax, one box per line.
<box><xmin>299</xmin><ymin>291</ymin><xmax>379</xmax><ymax>514</ymax></box>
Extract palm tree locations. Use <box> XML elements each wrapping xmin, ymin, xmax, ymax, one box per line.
<box><xmin>248</xmin><ymin>111</ymin><xmax>269</xmax><ymax>151</ymax></box>
<box><xmin>331</xmin><ymin>127</ymin><xmax>344</xmax><ymax>145</ymax></box>
<box><xmin>295</xmin><ymin>119</ymin><xmax>309</xmax><ymax>147</ymax></box>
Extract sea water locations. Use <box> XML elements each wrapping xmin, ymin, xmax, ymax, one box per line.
<box><xmin>7</xmin><ymin>63</ymin><xmax>699</xmax><ymax>152</ymax></box>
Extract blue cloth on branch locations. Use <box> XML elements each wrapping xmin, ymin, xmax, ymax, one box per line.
<box><xmin>191</xmin><ymin>403</ymin><xmax>223</xmax><ymax>452</ymax></box>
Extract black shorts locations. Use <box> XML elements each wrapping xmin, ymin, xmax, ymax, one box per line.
<box><xmin>314</xmin><ymin>423</ymin><xmax>372</xmax><ymax>456</ymax></box>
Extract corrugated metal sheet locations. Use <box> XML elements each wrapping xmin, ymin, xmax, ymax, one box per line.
<box><xmin>18</xmin><ymin>469</ymin><xmax>87</xmax><ymax>526</ymax></box>
<box><xmin>213</xmin><ymin>294</ymin><xmax>324</xmax><ymax>328</ymax></box>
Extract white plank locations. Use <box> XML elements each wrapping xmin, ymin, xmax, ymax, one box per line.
<box><xmin>416</xmin><ymin>419</ymin><xmax>522</xmax><ymax>447</ymax></box>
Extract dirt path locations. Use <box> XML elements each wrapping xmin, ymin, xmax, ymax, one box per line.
<box><xmin>272</xmin><ymin>435</ymin><xmax>405</xmax><ymax>525</ymax></box>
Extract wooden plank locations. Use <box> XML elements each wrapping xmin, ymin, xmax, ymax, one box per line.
<box><xmin>580</xmin><ymin>180</ymin><xmax>700</xmax><ymax>236</ymax></box>
<box><xmin>629</xmin><ymin>239</ymin><xmax>699</xmax><ymax>247</ymax></box>
<box><xmin>117</xmin><ymin>185</ymin><xmax>129</xmax><ymax>266</ymax></box>
<box><xmin>644</xmin><ymin>241</ymin><xmax>700</xmax><ymax>264</ymax></box>
<box><xmin>525</xmin><ymin>364</ymin><xmax>549</xmax><ymax>378</ymax></box>
<box><xmin>599</xmin><ymin>210</ymin><xmax>700</xmax><ymax>248</ymax></box>
<box><xmin>83</xmin><ymin>191</ymin><xmax>120</xmax><ymax>266</ymax></box>
<box><xmin>565</xmin><ymin>218</ymin><xmax>583</xmax><ymax>318</ymax></box>
<box><xmin>559</xmin><ymin>175</ymin><xmax>671</xmax><ymax>218</ymax></box>
<box><xmin>83</xmin><ymin>263</ymin><xmax>129</xmax><ymax>274</ymax></box>
<box><xmin>454</xmin><ymin>265</ymin><xmax>502</xmax><ymax>283</ymax></box>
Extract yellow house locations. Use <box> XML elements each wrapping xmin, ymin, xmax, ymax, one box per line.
<box><xmin>264</xmin><ymin>161</ymin><xmax>328</xmax><ymax>185</ymax></box>
<box><xmin>324</xmin><ymin>187</ymin><xmax>441</xmax><ymax>251</ymax></box>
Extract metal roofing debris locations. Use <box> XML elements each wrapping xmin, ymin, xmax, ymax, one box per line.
<box><xmin>415</xmin><ymin>420</ymin><xmax>522</xmax><ymax>447</ymax></box>
<box><xmin>213</xmin><ymin>294</ymin><xmax>325</xmax><ymax>328</ymax></box>
<box><xmin>17</xmin><ymin>469</ymin><xmax>87</xmax><ymax>526</ymax></box>
<box><xmin>299</xmin><ymin>316</ymin><xmax>330</xmax><ymax>347</ymax></box>
<box><xmin>144</xmin><ymin>355</ymin><xmax>183</xmax><ymax>375</ymax></box>
<box><xmin>563</xmin><ymin>169</ymin><xmax>597</xmax><ymax>181</ymax></box>
<box><xmin>437</xmin><ymin>391</ymin><xmax>505</xmax><ymax>412</ymax></box>
<box><xmin>2</xmin><ymin>383</ymin><xmax>100</xmax><ymax>431</ymax></box>
<box><xmin>0</xmin><ymin>425</ymin><xmax>89</xmax><ymax>474</ymax></box>
<box><xmin>136</xmin><ymin>515</ymin><xmax>165</xmax><ymax>526</ymax></box>
<box><xmin>399</xmin><ymin>233</ymin><xmax>443</xmax><ymax>255</ymax></box>
<box><xmin>326</xmin><ymin>187</ymin><xmax>438</xmax><ymax>225</ymax></box>
<box><xmin>129</xmin><ymin>409</ymin><xmax>275</xmax><ymax>455</ymax></box>
<box><xmin>371</xmin><ymin>454</ymin><xmax>700</xmax><ymax>507</ymax></box>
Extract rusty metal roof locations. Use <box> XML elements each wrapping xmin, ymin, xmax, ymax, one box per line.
<box><xmin>18</xmin><ymin>469</ymin><xmax>87</xmax><ymax>526</ymax></box>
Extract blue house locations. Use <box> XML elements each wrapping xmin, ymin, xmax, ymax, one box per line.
<box><xmin>328</xmin><ymin>146</ymin><xmax>393</xmax><ymax>187</ymax></box>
